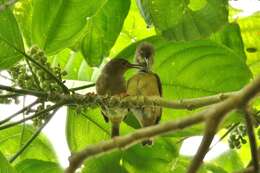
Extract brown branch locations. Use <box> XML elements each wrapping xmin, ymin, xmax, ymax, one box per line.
<box><xmin>64</xmin><ymin>76</ymin><xmax>260</xmax><ymax>173</ymax></box>
<box><xmin>52</xmin><ymin>91</ymin><xmax>237</xmax><ymax>110</ymax></box>
<box><xmin>0</xmin><ymin>84</ymin><xmax>47</xmax><ymax>97</ymax></box>
<box><xmin>243</xmin><ymin>108</ymin><xmax>259</xmax><ymax>173</ymax></box>
<box><xmin>187</xmin><ymin>76</ymin><xmax>260</xmax><ymax>173</ymax></box>
<box><xmin>65</xmin><ymin>110</ymin><xmax>207</xmax><ymax>173</ymax></box>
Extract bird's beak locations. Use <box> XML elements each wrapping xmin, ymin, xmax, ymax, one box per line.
<box><xmin>129</xmin><ymin>63</ymin><xmax>144</xmax><ymax>69</ymax></box>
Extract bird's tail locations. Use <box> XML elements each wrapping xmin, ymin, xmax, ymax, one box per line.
<box><xmin>111</xmin><ymin>122</ymin><xmax>120</xmax><ymax>137</ymax></box>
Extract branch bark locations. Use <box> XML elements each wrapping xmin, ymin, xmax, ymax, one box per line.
<box><xmin>65</xmin><ymin>76</ymin><xmax>260</xmax><ymax>173</ymax></box>
<box><xmin>187</xmin><ymin>76</ymin><xmax>260</xmax><ymax>173</ymax></box>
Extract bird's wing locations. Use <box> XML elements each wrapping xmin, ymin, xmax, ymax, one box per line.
<box><xmin>96</xmin><ymin>74</ymin><xmax>108</xmax><ymax>95</ymax></box>
<box><xmin>153</xmin><ymin>72</ymin><xmax>162</xmax><ymax>96</ymax></box>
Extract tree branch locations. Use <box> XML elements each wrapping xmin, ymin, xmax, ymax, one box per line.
<box><xmin>0</xmin><ymin>102</ymin><xmax>64</xmax><ymax>130</ymax></box>
<box><xmin>65</xmin><ymin>110</ymin><xmax>207</xmax><ymax>173</ymax></box>
<box><xmin>0</xmin><ymin>84</ymin><xmax>47</xmax><ymax>97</ymax></box>
<box><xmin>187</xmin><ymin>76</ymin><xmax>260</xmax><ymax>173</ymax></box>
<box><xmin>243</xmin><ymin>107</ymin><xmax>259</xmax><ymax>173</ymax></box>
<box><xmin>65</xmin><ymin>76</ymin><xmax>260</xmax><ymax>173</ymax></box>
<box><xmin>0</xmin><ymin>99</ymin><xmax>40</xmax><ymax>125</ymax></box>
<box><xmin>52</xmin><ymin>91</ymin><xmax>237</xmax><ymax>110</ymax></box>
<box><xmin>0</xmin><ymin>93</ymin><xmax>21</xmax><ymax>98</ymax></box>
<box><xmin>69</xmin><ymin>83</ymin><xmax>95</xmax><ymax>92</ymax></box>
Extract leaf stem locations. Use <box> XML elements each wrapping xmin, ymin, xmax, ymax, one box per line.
<box><xmin>9</xmin><ymin>108</ymin><xmax>58</xmax><ymax>163</ymax></box>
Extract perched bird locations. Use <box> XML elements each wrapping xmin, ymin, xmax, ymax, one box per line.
<box><xmin>96</xmin><ymin>58</ymin><xmax>142</xmax><ymax>137</ymax></box>
<box><xmin>127</xmin><ymin>42</ymin><xmax>162</xmax><ymax>145</ymax></box>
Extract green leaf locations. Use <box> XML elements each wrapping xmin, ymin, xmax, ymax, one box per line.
<box><xmin>0</xmin><ymin>152</ymin><xmax>17</xmax><ymax>173</ymax></box>
<box><xmin>122</xmin><ymin>138</ymin><xmax>179</xmax><ymax>173</ymax></box>
<box><xmin>13</xmin><ymin>0</ymin><xmax>33</xmax><ymax>47</ymax></box>
<box><xmin>66</xmin><ymin>107</ymin><xmax>110</xmax><ymax>151</ymax></box>
<box><xmin>138</xmin><ymin>0</ymin><xmax>228</xmax><ymax>41</ymax></box>
<box><xmin>116</xmin><ymin>36</ymin><xmax>251</xmax><ymax>128</ymax></box>
<box><xmin>32</xmin><ymin>0</ymin><xmax>106</xmax><ymax>54</ymax></box>
<box><xmin>15</xmin><ymin>159</ymin><xmax>63</xmax><ymax>173</ymax></box>
<box><xmin>0</xmin><ymin>1</ymin><xmax>24</xmax><ymax>69</ymax></box>
<box><xmin>210</xmin><ymin>23</ymin><xmax>246</xmax><ymax>59</ymax></box>
<box><xmin>48</xmin><ymin>49</ymin><xmax>94</xmax><ymax>81</ymax></box>
<box><xmin>212</xmin><ymin>150</ymin><xmax>244</xmax><ymax>172</ymax></box>
<box><xmin>81</xmin><ymin>0</ymin><xmax>130</xmax><ymax>66</ymax></box>
<box><xmin>0</xmin><ymin>125</ymin><xmax>58</xmax><ymax>163</ymax></box>
<box><xmin>238</xmin><ymin>12</ymin><xmax>260</xmax><ymax>76</ymax></box>
<box><xmin>110</xmin><ymin>0</ymin><xmax>156</xmax><ymax>58</ymax></box>
<box><xmin>171</xmin><ymin>156</ymin><xmax>227</xmax><ymax>173</ymax></box>
<box><xmin>82</xmin><ymin>151</ymin><xmax>128</xmax><ymax>173</ymax></box>
<box><xmin>81</xmin><ymin>138</ymin><xmax>180</xmax><ymax>173</ymax></box>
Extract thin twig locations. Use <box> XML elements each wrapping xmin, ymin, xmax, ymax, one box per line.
<box><xmin>209</xmin><ymin>122</ymin><xmax>240</xmax><ymax>151</ymax></box>
<box><xmin>19</xmin><ymin>96</ymin><xmax>26</xmax><ymax>159</ymax></box>
<box><xmin>243</xmin><ymin>107</ymin><xmax>259</xmax><ymax>173</ymax></box>
<box><xmin>0</xmin><ymin>84</ymin><xmax>47</xmax><ymax>97</ymax></box>
<box><xmin>9</xmin><ymin>108</ymin><xmax>58</xmax><ymax>163</ymax></box>
<box><xmin>0</xmin><ymin>93</ymin><xmax>21</xmax><ymax>98</ymax></box>
<box><xmin>69</xmin><ymin>83</ymin><xmax>95</xmax><ymax>92</ymax></box>
<box><xmin>0</xmin><ymin>73</ymin><xmax>15</xmax><ymax>82</ymax></box>
<box><xmin>0</xmin><ymin>102</ymin><xmax>64</xmax><ymax>130</ymax></box>
<box><xmin>25</xmin><ymin>59</ymin><xmax>42</xmax><ymax>90</ymax></box>
<box><xmin>0</xmin><ymin>99</ymin><xmax>40</xmax><ymax>125</ymax></box>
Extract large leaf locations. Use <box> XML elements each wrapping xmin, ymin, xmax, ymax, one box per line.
<box><xmin>15</xmin><ymin>159</ymin><xmax>63</xmax><ymax>173</ymax></box>
<box><xmin>81</xmin><ymin>0</ymin><xmax>130</xmax><ymax>66</ymax></box>
<box><xmin>48</xmin><ymin>49</ymin><xmax>95</xmax><ymax>81</ymax></box>
<box><xmin>138</xmin><ymin>0</ymin><xmax>229</xmax><ymax>41</ymax></box>
<box><xmin>212</xmin><ymin>150</ymin><xmax>244</xmax><ymax>172</ymax></box>
<box><xmin>66</xmin><ymin>107</ymin><xmax>110</xmax><ymax>151</ymax></box>
<box><xmin>110</xmin><ymin>0</ymin><xmax>156</xmax><ymax>58</ymax></box>
<box><xmin>13</xmin><ymin>0</ymin><xmax>33</xmax><ymax>47</ymax></box>
<box><xmin>81</xmin><ymin>138</ymin><xmax>180</xmax><ymax>173</ymax></box>
<box><xmin>66</xmin><ymin>108</ymin><xmax>181</xmax><ymax>173</ymax></box>
<box><xmin>32</xmin><ymin>0</ymin><xmax>106</xmax><ymax>54</ymax></box>
<box><xmin>0</xmin><ymin>125</ymin><xmax>58</xmax><ymax>163</ymax></box>
<box><xmin>170</xmin><ymin>156</ymin><xmax>227</xmax><ymax>173</ymax></box>
<box><xmin>210</xmin><ymin>23</ymin><xmax>246</xmax><ymax>59</ymax></box>
<box><xmin>237</xmin><ymin>12</ymin><xmax>260</xmax><ymax>76</ymax></box>
<box><xmin>0</xmin><ymin>0</ymin><xmax>24</xmax><ymax>69</ymax></box>
<box><xmin>116</xmin><ymin>36</ymin><xmax>251</xmax><ymax>125</ymax></box>
<box><xmin>0</xmin><ymin>152</ymin><xmax>17</xmax><ymax>173</ymax></box>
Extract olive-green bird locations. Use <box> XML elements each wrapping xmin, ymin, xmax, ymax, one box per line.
<box><xmin>96</xmin><ymin>58</ymin><xmax>142</xmax><ymax>137</ymax></box>
<box><xmin>127</xmin><ymin>42</ymin><xmax>162</xmax><ymax>145</ymax></box>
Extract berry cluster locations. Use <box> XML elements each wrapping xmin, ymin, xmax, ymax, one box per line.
<box><xmin>7</xmin><ymin>46</ymin><xmax>67</xmax><ymax>127</ymax></box>
<box><xmin>9</xmin><ymin>46</ymin><xmax>67</xmax><ymax>92</ymax></box>
<box><xmin>228</xmin><ymin>124</ymin><xmax>247</xmax><ymax>149</ymax></box>
<box><xmin>32</xmin><ymin>104</ymin><xmax>50</xmax><ymax>127</ymax></box>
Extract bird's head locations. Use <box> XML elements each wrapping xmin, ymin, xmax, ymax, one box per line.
<box><xmin>103</xmin><ymin>58</ymin><xmax>142</xmax><ymax>75</ymax></box>
<box><xmin>135</xmin><ymin>42</ymin><xmax>155</xmax><ymax>71</ymax></box>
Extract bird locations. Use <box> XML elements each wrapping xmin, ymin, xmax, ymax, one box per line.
<box><xmin>127</xmin><ymin>42</ymin><xmax>162</xmax><ymax>145</ymax></box>
<box><xmin>96</xmin><ymin>58</ymin><xmax>142</xmax><ymax>137</ymax></box>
